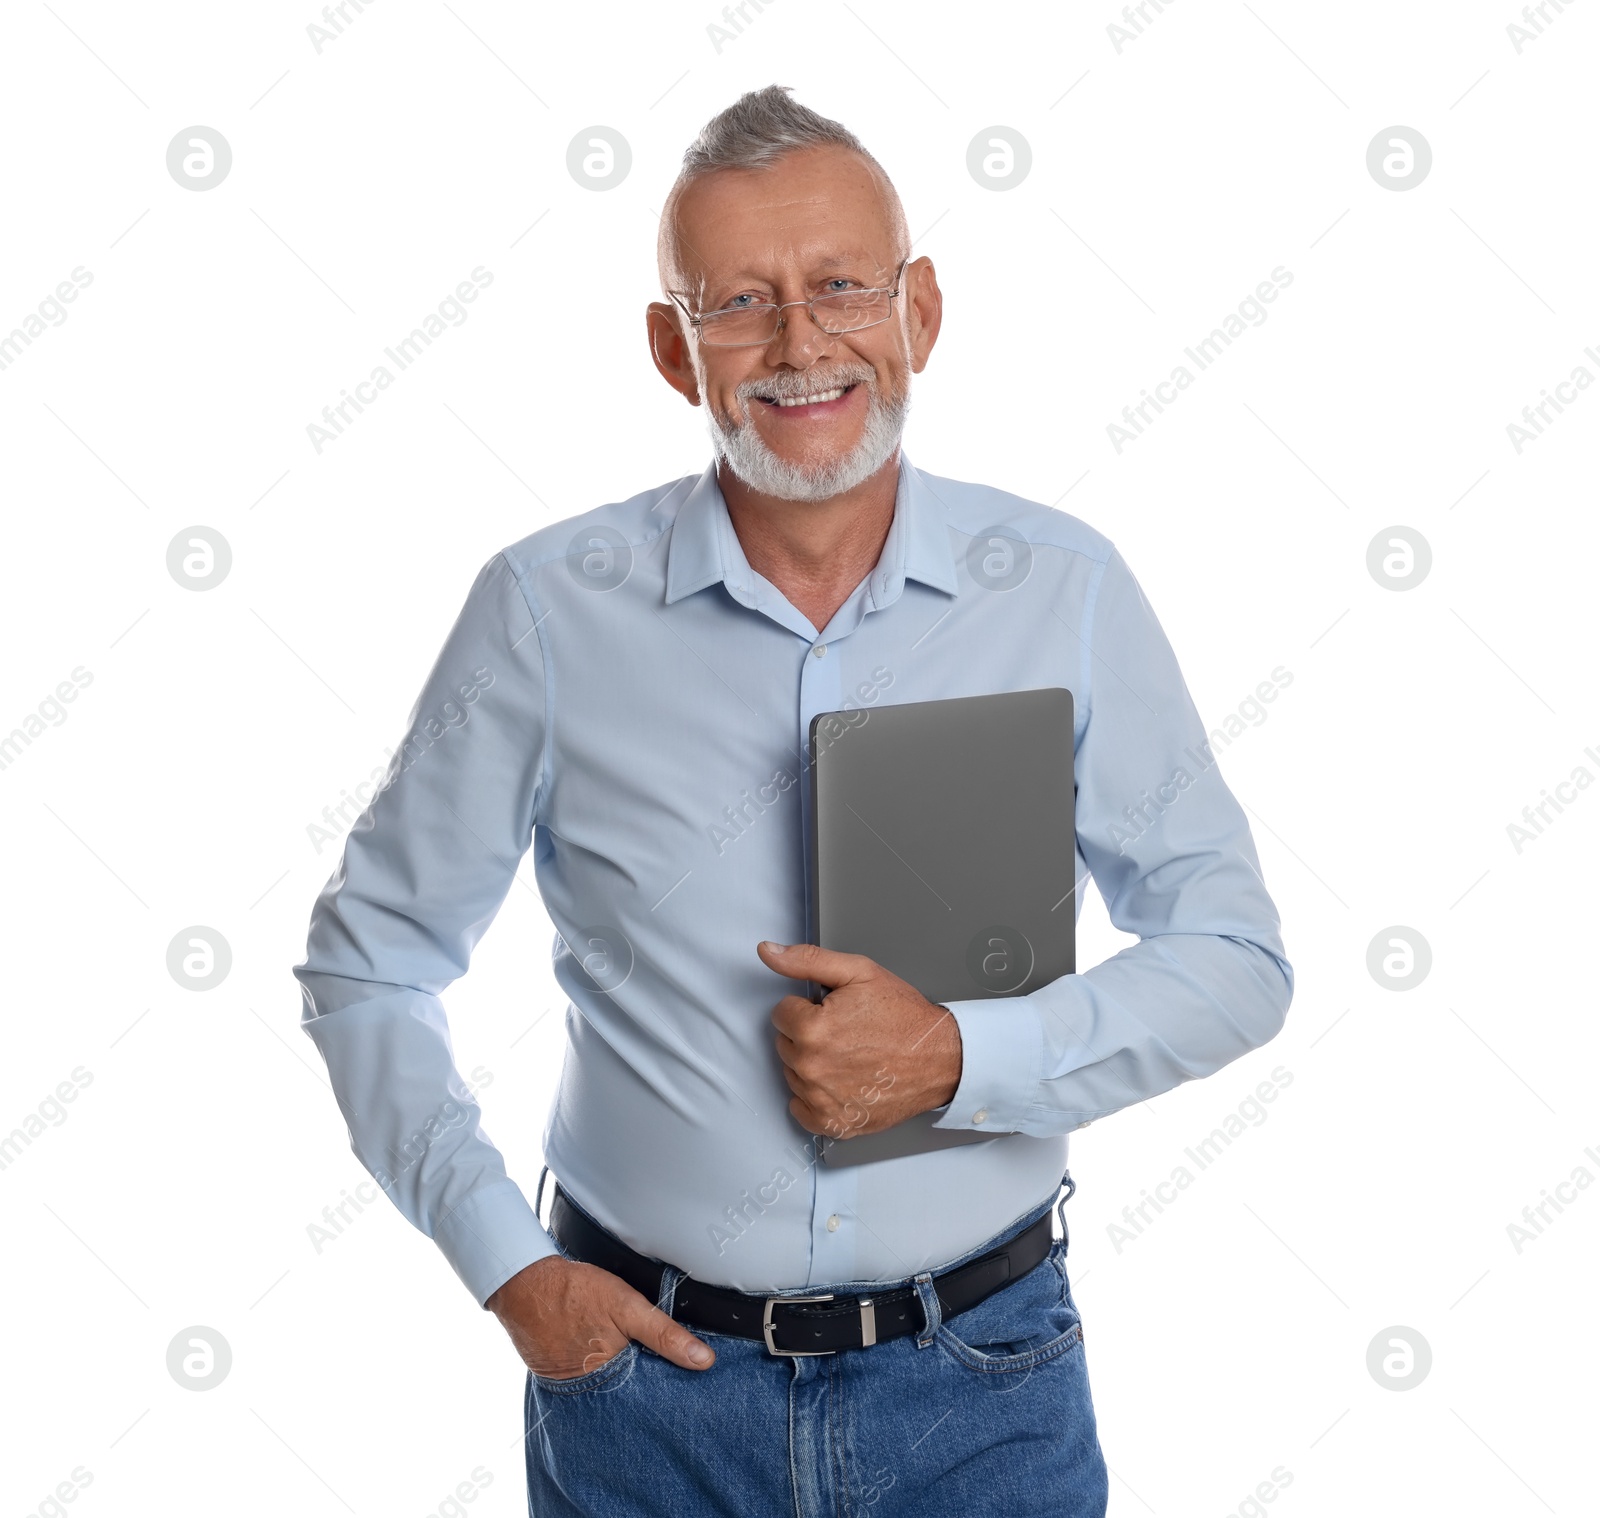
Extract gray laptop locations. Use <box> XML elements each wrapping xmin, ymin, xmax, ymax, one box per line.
<box><xmin>806</xmin><ymin>687</ymin><xmax>1076</xmax><ymax>1167</ymax></box>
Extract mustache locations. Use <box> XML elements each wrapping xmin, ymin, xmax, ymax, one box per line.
<box><xmin>733</xmin><ymin>364</ymin><xmax>878</xmax><ymax>403</ymax></box>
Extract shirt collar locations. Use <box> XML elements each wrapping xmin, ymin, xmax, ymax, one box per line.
<box><xmin>664</xmin><ymin>451</ymin><xmax>961</xmax><ymax>608</ymax></box>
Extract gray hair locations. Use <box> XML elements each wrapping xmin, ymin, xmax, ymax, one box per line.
<box><xmin>659</xmin><ymin>85</ymin><xmax>909</xmax><ymax>288</ymax></box>
<box><xmin>681</xmin><ymin>84</ymin><xmax>875</xmax><ymax>177</ymax></box>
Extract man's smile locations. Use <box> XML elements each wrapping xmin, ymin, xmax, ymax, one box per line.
<box><xmin>751</xmin><ymin>381</ymin><xmax>863</xmax><ymax>418</ymax></box>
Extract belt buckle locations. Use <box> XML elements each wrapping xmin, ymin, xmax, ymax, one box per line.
<box><xmin>762</xmin><ymin>1294</ymin><xmax>879</xmax><ymax>1356</ymax></box>
<box><xmin>762</xmin><ymin>1293</ymin><xmax>835</xmax><ymax>1357</ymax></box>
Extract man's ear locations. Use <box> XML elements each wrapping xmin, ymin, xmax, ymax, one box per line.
<box><xmin>646</xmin><ymin>303</ymin><xmax>701</xmax><ymax>406</ymax></box>
<box><xmin>904</xmin><ymin>257</ymin><xmax>943</xmax><ymax>376</ymax></box>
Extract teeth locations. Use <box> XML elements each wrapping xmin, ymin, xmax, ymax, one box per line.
<box><xmin>772</xmin><ymin>386</ymin><xmax>846</xmax><ymax>408</ymax></box>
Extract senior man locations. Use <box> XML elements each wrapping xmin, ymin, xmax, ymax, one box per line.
<box><xmin>294</xmin><ymin>86</ymin><xmax>1293</xmax><ymax>1517</ymax></box>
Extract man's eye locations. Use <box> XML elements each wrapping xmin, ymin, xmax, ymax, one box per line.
<box><xmin>720</xmin><ymin>293</ymin><xmax>767</xmax><ymax>310</ymax></box>
<box><xmin>823</xmin><ymin>279</ymin><xmax>855</xmax><ymax>292</ymax></box>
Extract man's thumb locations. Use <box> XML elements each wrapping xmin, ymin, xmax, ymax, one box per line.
<box><xmin>756</xmin><ymin>940</ymin><xmax>867</xmax><ymax>985</ymax></box>
<box><xmin>759</xmin><ymin>940</ymin><xmax>814</xmax><ymax>967</ymax></box>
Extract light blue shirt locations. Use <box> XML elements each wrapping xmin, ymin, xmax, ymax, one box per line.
<box><xmin>294</xmin><ymin>454</ymin><xmax>1293</xmax><ymax>1307</ymax></box>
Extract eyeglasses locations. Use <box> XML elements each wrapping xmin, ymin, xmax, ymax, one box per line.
<box><xmin>669</xmin><ymin>259</ymin><xmax>909</xmax><ymax>348</ymax></box>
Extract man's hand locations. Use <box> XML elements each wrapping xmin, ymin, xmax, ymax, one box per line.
<box><xmin>757</xmin><ymin>940</ymin><xmax>962</xmax><ymax>1139</ymax></box>
<box><xmin>486</xmin><ymin>1254</ymin><xmax>715</xmax><ymax>1379</ymax></box>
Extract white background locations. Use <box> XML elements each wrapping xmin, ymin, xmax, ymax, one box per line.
<box><xmin>1</xmin><ymin>1</ymin><xmax>1596</xmax><ymax>1513</ymax></box>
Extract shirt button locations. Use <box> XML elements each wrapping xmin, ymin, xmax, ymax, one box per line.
<box><xmin>812</xmin><ymin>644</ymin><xmax>826</xmax><ymax>657</ymax></box>
<box><xmin>972</xmin><ymin>1108</ymin><xmax>988</xmax><ymax>1124</ymax></box>
<box><xmin>826</xmin><ymin>1213</ymin><xmax>840</xmax><ymax>1232</ymax></box>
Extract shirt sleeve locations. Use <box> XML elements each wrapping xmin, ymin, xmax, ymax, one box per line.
<box><xmin>292</xmin><ymin>550</ymin><xmax>559</xmax><ymax>1306</ymax></box>
<box><xmin>932</xmin><ymin>544</ymin><xmax>1294</xmax><ymax>1136</ymax></box>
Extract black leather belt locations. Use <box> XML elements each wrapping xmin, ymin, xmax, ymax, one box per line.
<box><xmin>548</xmin><ymin>1185</ymin><xmax>1054</xmax><ymax>1357</ymax></box>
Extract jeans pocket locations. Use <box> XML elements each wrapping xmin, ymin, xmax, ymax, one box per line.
<box><xmin>529</xmin><ymin>1341</ymin><xmax>639</xmax><ymax>1396</ymax></box>
<box><xmin>935</xmin><ymin>1239</ymin><xmax>1083</xmax><ymax>1373</ymax></box>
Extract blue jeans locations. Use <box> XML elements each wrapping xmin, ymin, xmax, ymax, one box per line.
<box><xmin>523</xmin><ymin>1195</ymin><xmax>1109</xmax><ymax>1517</ymax></box>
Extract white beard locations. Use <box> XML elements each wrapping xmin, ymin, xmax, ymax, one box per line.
<box><xmin>705</xmin><ymin>373</ymin><xmax>911</xmax><ymax>503</ymax></box>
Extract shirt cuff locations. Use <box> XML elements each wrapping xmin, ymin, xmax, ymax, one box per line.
<box><xmin>433</xmin><ymin>1177</ymin><xmax>560</xmax><ymax>1307</ymax></box>
<box><xmin>930</xmin><ymin>994</ymin><xmax>1046</xmax><ymax>1133</ymax></box>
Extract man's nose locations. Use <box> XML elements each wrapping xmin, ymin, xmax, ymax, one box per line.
<box><xmin>762</xmin><ymin>299</ymin><xmax>838</xmax><ymax>367</ymax></box>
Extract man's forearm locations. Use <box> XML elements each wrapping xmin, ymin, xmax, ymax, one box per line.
<box><xmin>299</xmin><ymin>980</ymin><xmax>560</xmax><ymax>1304</ymax></box>
<box><xmin>935</xmin><ymin>929</ymin><xmax>1291</xmax><ymax>1135</ymax></box>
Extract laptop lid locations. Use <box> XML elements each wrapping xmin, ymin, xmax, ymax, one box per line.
<box><xmin>806</xmin><ymin>686</ymin><xmax>1076</xmax><ymax>1166</ymax></box>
